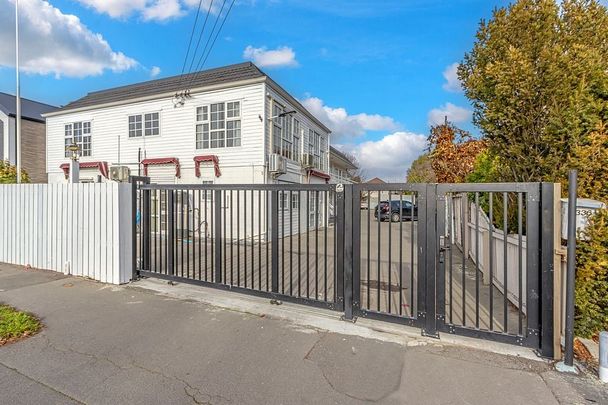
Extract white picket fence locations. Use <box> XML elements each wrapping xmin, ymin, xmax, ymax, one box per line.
<box><xmin>0</xmin><ymin>183</ymin><xmax>133</xmax><ymax>284</ymax></box>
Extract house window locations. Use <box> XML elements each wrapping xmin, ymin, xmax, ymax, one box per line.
<box><xmin>128</xmin><ymin>113</ymin><xmax>159</xmax><ymax>137</ymax></box>
<box><xmin>279</xmin><ymin>192</ymin><xmax>299</xmax><ymax>210</ymax></box>
<box><xmin>197</xmin><ymin>102</ymin><xmax>240</xmax><ymax>149</ymax></box>
<box><xmin>272</xmin><ymin>102</ymin><xmax>296</xmax><ymax>160</ymax></box>
<box><xmin>309</xmin><ymin>129</ymin><xmax>323</xmax><ymax>170</ymax></box>
<box><xmin>293</xmin><ymin>119</ymin><xmax>300</xmax><ymax>162</ymax></box>
<box><xmin>64</xmin><ymin>121</ymin><xmax>91</xmax><ymax>157</ymax></box>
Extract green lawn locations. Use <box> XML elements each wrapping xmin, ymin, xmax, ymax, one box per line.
<box><xmin>0</xmin><ymin>304</ymin><xmax>41</xmax><ymax>345</ymax></box>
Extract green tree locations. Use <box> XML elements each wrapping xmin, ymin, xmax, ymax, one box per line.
<box><xmin>459</xmin><ymin>0</ymin><xmax>608</xmax><ymax>183</ymax></box>
<box><xmin>0</xmin><ymin>161</ymin><xmax>29</xmax><ymax>184</ymax></box>
<box><xmin>406</xmin><ymin>153</ymin><xmax>436</xmax><ymax>183</ymax></box>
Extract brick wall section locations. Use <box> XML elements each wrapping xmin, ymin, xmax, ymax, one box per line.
<box><xmin>20</xmin><ymin>119</ymin><xmax>47</xmax><ymax>183</ymax></box>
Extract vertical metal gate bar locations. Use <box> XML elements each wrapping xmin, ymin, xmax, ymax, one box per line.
<box><xmin>186</xmin><ymin>190</ymin><xmax>190</xmax><ymax>278</ymax></box>
<box><xmin>518</xmin><ymin>192</ymin><xmax>524</xmax><ymax>335</ymax></box>
<box><xmin>352</xmin><ymin>187</ymin><xmax>361</xmax><ymax>313</ymax></box>
<box><xmin>424</xmin><ymin>184</ymin><xmax>438</xmax><ymax>337</ymax></box>
<box><xmin>475</xmin><ymin>192</ymin><xmax>480</xmax><ymax>329</ymax></box>
<box><xmin>540</xmin><ymin>183</ymin><xmax>555</xmax><ymax>358</ymax></box>
<box><xmin>448</xmin><ymin>193</ymin><xmax>454</xmax><ymax>325</ymax></box>
<box><xmin>525</xmin><ymin>185</ymin><xmax>541</xmax><ymax>347</ymax></box>
<box><xmin>271</xmin><ymin>190</ymin><xmax>279</xmax><ymax>294</ymax></box>
<box><xmin>335</xmin><ymin>187</ymin><xmax>345</xmax><ymax>309</ymax></box>
<box><xmin>230</xmin><ymin>190</ymin><xmax>234</xmax><ymax>286</ymax></box>
<box><xmin>214</xmin><ymin>189</ymin><xmax>222</xmax><ymax>284</ymax></box>
<box><xmin>417</xmin><ymin>187</ymin><xmax>427</xmax><ymax>326</ymax></box>
<box><xmin>462</xmin><ymin>193</ymin><xmax>467</xmax><ymax>327</ymax></box>
<box><xmin>488</xmin><ymin>192</ymin><xmax>494</xmax><ymax>331</ymax></box>
<box><xmin>367</xmin><ymin>191</ymin><xmax>371</xmax><ymax>309</ymax></box>
<box><xmin>377</xmin><ymin>190</ymin><xmax>381</xmax><ymax>312</ymax></box>
<box><xmin>142</xmin><ymin>187</ymin><xmax>151</xmax><ymax>272</ymax></box>
<box><xmin>502</xmin><ymin>192</ymin><xmax>508</xmax><ymax>332</ymax></box>
<box><xmin>315</xmin><ymin>190</ymin><xmax>319</xmax><ymax>299</ymax></box>
<box><xmin>399</xmin><ymin>192</ymin><xmax>403</xmax><ymax>316</ymax></box>
<box><xmin>324</xmin><ymin>190</ymin><xmax>328</xmax><ymax>302</ymax></box>
<box><xmin>307</xmin><ymin>190</ymin><xmax>310</xmax><ymax>299</ymax></box>
<box><xmin>411</xmin><ymin>192</ymin><xmax>415</xmax><ymax>318</ymax></box>
<box><xmin>388</xmin><ymin>192</ymin><xmax>392</xmax><ymax>314</ymax></box>
<box><xmin>343</xmin><ymin>185</ymin><xmax>354</xmax><ymax>320</ymax></box>
<box><xmin>167</xmin><ymin>190</ymin><xmax>174</xmax><ymax>276</ymax></box>
<box><xmin>290</xmin><ymin>190</ymin><xmax>293</xmax><ymax>296</ymax></box>
<box><xmin>436</xmin><ymin>187</ymin><xmax>446</xmax><ymax>333</ymax></box>
<box><xmin>298</xmin><ymin>191</ymin><xmax>302</xmax><ymax>297</ymax></box>
<box><xmin>281</xmin><ymin>190</ymin><xmax>285</xmax><ymax>293</ymax></box>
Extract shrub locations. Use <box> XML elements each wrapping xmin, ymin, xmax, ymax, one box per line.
<box><xmin>0</xmin><ymin>160</ymin><xmax>30</xmax><ymax>184</ymax></box>
<box><xmin>575</xmin><ymin>209</ymin><xmax>608</xmax><ymax>338</ymax></box>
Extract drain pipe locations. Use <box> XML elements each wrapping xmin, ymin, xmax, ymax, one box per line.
<box><xmin>557</xmin><ymin>169</ymin><xmax>578</xmax><ymax>374</ymax></box>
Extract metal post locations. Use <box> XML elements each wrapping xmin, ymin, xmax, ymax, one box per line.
<box><xmin>335</xmin><ymin>186</ymin><xmax>345</xmax><ymax>310</ymax></box>
<box><xmin>130</xmin><ymin>178</ymin><xmax>138</xmax><ymax>280</ymax></box>
<box><xmin>214</xmin><ymin>189</ymin><xmax>222</xmax><ymax>283</ymax></box>
<box><xmin>15</xmin><ymin>0</ymin><xmax>21</xmax><ymax>184</ymax></box>
<box><xmin>565</xmin><ymin>170</ymin><xmax>578</xmax><ymax>367</ymax></box>
<box><xmin>342</xmin><ymin>184</ymin><xmax>355</xmax><ymax>321</ymax></box>
<box><xmin>142</xmin><ymin>187</ymin><xmax>151</xmax><ymax>271</ymax></box>
<box><xmin>600</xmin><ymin>331</ymin><xmax>607</xmax><ymax>382</ymax></box>
<box><xmin>270</xmin><ymin>190</ymin><xmax>279</xmax><ymax>293</ymax></box>
<box><xmin>423</xmin><ymin>184</ymin><xmax>439</xmax><ymax>338</ymax></box>
<box><xmin>540</xmin><ymin>183</ymin><xmax>555</xmax><ymax>358</ymax></box>
<box><xmin>557</xmin><ymin>170</ymin><xmax>578</xmax><ymax>373</ymax></box>
<box><xmin>167</xmin><ymin>190</ymin><xmax>175</xmax><ymax>276</ymax></box>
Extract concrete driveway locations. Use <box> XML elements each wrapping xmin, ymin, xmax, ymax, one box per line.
<box><xmin>1</xmin><ymin>263</ymin><xmax>605</xmax><ymax>405</ymax></box>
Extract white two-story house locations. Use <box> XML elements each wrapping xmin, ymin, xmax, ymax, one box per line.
<box><xmin>43</xmin><ymin>62</ymin><xmax>331</xmax><ymax>187</ymax></box>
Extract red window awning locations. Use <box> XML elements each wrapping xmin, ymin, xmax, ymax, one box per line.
<box><xmin>141</xmin><ymin>157</ymin><xmax>181</xmax><ymax>178</ymax></box>
<box><xmin>308</xmin><ymin>169</ymin><xmax>330</xmax><ymax>183</ymax></box>
<box><xmin>193</xmin><ymin>155</ymin><xmax>221</xmax><ymax>178</ymax></box>
<box><xmin>60</xmin><ymin>161</ymin><xmax>109</xmax><ymax>179</ymax></box>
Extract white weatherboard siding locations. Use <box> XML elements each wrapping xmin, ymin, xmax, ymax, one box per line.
<box><xmin>0</xmin><ymin>184</ymin><xmax>132</xmax><ymax>284</ymax></box>
<box><xmin>46</xmin><ymin>83</ymin><xmax>266</xmax><ymax>183</ymax></box>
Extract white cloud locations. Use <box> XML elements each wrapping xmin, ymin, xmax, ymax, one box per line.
<box><xmin>336</xmin><ymin>132</ymin><xmax>427</xmax><ymax>182</ymax></box>
<box><xmin>427</xmin><ymin>103</ymin><xmax>472</xmax><ymax>126</ymax></box>
<box><xmin>74</xmin><ymin>0</ymin><xmax>217</xmax><ymax>22</ymax></box>
<box><xmin>442</xmin><ymin>62</ymin><xmax>462</xmax><ymax>93</ymax></box>
<box><xmin>301</xmin><ymin>97</ymin><xmax>398</xmax><ymax>140</ymax></box>
<box><xmin>150</xmin><ymin>66</ymin><xmax>161</xmax><ymax>78</ymax></box>
<box><xmin>0</xmin><ymin>0</ymin><xmax>137</xmax><ymax>78</ymax></box>
<box><xmin>243</xmin><ymin>46</ymin><xmax>298</xmax><ymax>68</ymax></box>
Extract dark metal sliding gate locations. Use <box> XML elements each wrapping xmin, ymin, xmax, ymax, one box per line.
<box><xmin>134</xmin><ymin>180</ymin><xmax>555</xmax><ymax>357</ymax></box>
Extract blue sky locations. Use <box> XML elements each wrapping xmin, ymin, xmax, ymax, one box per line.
<box><xmin>0</xmin><ymin>0</ymin><xmax>514</xmax><ymax>180</ymax></box>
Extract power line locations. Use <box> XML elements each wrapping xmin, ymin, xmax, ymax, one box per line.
<box><xmin>184</xmin><ymin>0</ymin><xmax>230</xmax><ymax>90</ymax></box>
<box><xmin>185</xmin><ymin>0</ymin><xmax>215</xmax><ymax>76</ymax></box>
<box><xmin>196</xmin><ymin>0</ymin><xmax>236</xmax><ymax>74</ymax></box>
<box><xmin>179</xmin><ymin>0</ymin><xmax>203</xmax><ymax>78</ymax></box>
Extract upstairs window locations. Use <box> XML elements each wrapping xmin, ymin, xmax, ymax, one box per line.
<box><xmin>129</xmin><ymin>112</ymin><xmax>159</xmax><ymax>137</ymax></box>
<box><xmin>197</xmin><ymin>101</ymin><xmax>241</xmax><ymax>149</ymax></box>
<box><xmin>64</xmin><ymin>121</ymin><xmax>91</xmax><ymax>157</ymax></box>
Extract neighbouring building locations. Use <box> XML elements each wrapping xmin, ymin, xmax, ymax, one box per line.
<box><xmin>0</xmin><ymin>92</ymin><xmax>57</xmax><ymax>183</ymax></box>
<box><xmin>329</xmin><ymin>146</ymin><xmax>359</xmax><ymax>184</ymax></box>
<box><xmin>43</xmin><ymin>62</ymin><xmax>331</xmax><ymax>186</ymax></box>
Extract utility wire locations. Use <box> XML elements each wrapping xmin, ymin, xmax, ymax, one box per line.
<box><xmin>196</xmin><ymin>0</ymin><xmax>236</xmax><ymax>74</ymax></box>
<box><xmin>184</xmin><ymin>0</ymin><xmax>231</xmax><ymax>90</ymax></box>
<box><xmin>179</xmin><ymin>0</ymin><xmax>203</xmax><ymax>78</ymax></box>
<box><xmin>185</xmin><ymin>0</ymin><xmax>215</xmax><ymax>76</ymax></box>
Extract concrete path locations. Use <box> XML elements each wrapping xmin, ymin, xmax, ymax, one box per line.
<box><xmin>0</xmin><ymin>264</ymin><xmax>606</xmax><ymax>405</ymax></box>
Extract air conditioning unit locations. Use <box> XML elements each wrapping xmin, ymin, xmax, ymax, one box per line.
<box><xmin>301</xmin><ymin>153</ymin><xmax>314</xmax><ymax>169</ymax></box>
<box><xmin>109</xmin><ymin>166</ymin><xmax>131</xmax><ymax>182</ymax></box>
<box><xmin>268</xmin><ymin>153</ymin><xmax>286</xmax><ymax>175</ymax></box>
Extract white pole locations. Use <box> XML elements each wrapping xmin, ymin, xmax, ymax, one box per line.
<box><xmin>15</xmin><ymin>0</ymin><xmax>21</xmax><ymax>184</ymax></box>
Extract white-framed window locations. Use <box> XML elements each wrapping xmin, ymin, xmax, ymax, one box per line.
<box><xmin>272</xmin><ymin>101</ymin><xmax>298</xmax><ymax>160</ymax></box>
<box><xmin>279</xmin><ymin>191</ymin><xmax>300</xmax><ymax>210</ymax></box>
<box><xmin>196</xmin><ymin>101</ymin><xmax>241</xmax><ymax>149</ymax></box>
<box><xmin>293</xmin><ymin>119</ymin><xmax>300</xmax><ymax>161</ymax></box>
<box><xmin>64</xmin><ymin>121</ymin><xmax>92</xmax><ymax>157</ymax></box>
<box><xmin>128</xmin><ymin>112</ymin><xmax>159</xmax><ymax>137</ymax></box>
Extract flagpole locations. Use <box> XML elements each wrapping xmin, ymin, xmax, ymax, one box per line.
<box><xmin>15</xmin><ymin>0</ymin><xmax>21</xmax><ymax>184</ymax></box>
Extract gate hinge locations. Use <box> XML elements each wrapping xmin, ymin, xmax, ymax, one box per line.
<box><xmin>527</xmin><ymin>328</ymin><xmax>539</xmax><ymax>337</ymax></box>
<box><xmin>417</xmin><ymin>311</ymin><xmax>426</xmax><ymax>320</ymax></box>
<box><xmin>436</xmin><ymin>314</ymin><xmax>445</xmax><ymax>321</ymax></box>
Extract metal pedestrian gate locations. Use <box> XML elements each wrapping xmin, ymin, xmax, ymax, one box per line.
<box><xmin>134</xmin><ymin>180</ymin><xmax>556</xmax><ymax>357</ymax></box>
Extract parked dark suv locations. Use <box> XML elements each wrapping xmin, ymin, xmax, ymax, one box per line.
<box><xmin>374</xmin><ymin>200</ymin><xmax>418</xmax><ymax>222</ymax></box>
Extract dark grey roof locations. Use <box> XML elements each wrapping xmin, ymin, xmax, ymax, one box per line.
<box><xmin>55</xmin><ymin>62</ymin><xmax>265</xmax><ymax>112</ymax></box>
<box><xmin>0</xmin><ymin>92</ymin><xmax>58</xmax><ymax>122</ymax></box>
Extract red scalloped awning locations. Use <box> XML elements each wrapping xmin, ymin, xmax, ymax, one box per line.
<box><xmin>60</xmin><ymin>161</ymin><xmax>109</xmax><ymax>179</ymax></box>
<box><xmin>193</xmin><ymin>155</ymin><xmax>221</xmax><ymax>178</ymax></box>
<box><xmin>308</xmin><ymin>169</ymin><xmax>330</xmax><ymax>183</ymax></box>
<box><xmin>141</xmin><ymin>157</ymin><xmax>180</xmax><ymax>178</ymax></box>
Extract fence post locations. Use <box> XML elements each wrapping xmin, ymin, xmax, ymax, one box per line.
<box><xmin>335</xmin><ymin>186</ymin><xmax>345</xmax><ymax>310</ymax></box>
<box><xmin>540</xmin><ymin>183</ymin><xmax>555</xmax><ymax>358</ymax></box>
<box><xmin>142</xmin><ymin>186</ymin><xmax>151</xmax><ymax>272</ymax></box>
<box><xmin>130</xmin><ymin>179</ymin><xmax>138</xmax><ymax>280</ymax></box>
<box><xmin>435</xmin><ymin>186</ymin><xmax>446</xmax><ymax>332</ymax></box>
<box><xmin>525</xmin><ymin>184</ymin><xmax>542</xmax><ymax>348</ymax></box>
<box><xmin>563</xmin><ymin>170</ymin><xmax>578</xmax><ymax>368</ymax></box>
<box><xmin>271</xmin><ymin>190</ymin><xmax>279</xmax><ymax>293</ymax></box>
<box><xmin>423</xmin><ymin>183</ymin><xmax>439</xmax><ymax>338</ymax></box>
<box><xmin>214</xmin><ymin>189</ymin><xmax>222</xmax><ymax>284</ymax></box>
<box><xmin>342</xmin><ymin>184</ymin><xmax>354</xmax><ymax>320</ymax></box>
<box><xmin>167</xmin><ymin>190</ymin><xmax>175</xmax><ymax>276</ymax></box>
<box><xmin>351</xmin><ymin>185</ymin><xmax>361</xmax><ymax>315</ymax></box>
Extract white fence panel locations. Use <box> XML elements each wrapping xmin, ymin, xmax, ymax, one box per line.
<box><xmin>0</xmin><ymin>183</ymin><xmax>132</xmax><ymax>284</ymax></box>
